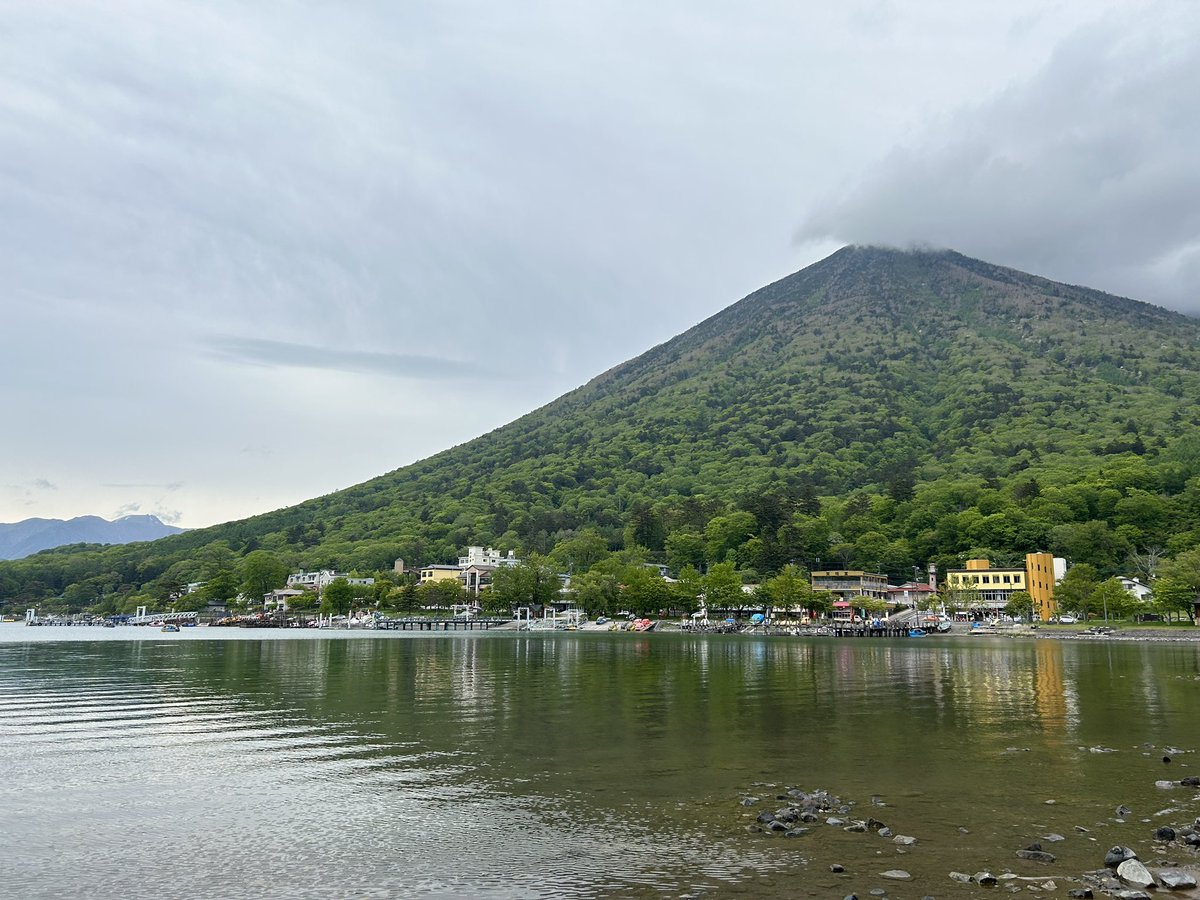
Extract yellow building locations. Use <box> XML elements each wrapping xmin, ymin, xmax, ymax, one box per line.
<box><xmin>945</xmin><ymin>554</ymin><xmax>1059</xmax><ymax>620</ymax></box>
<box><xmin>1024</xmin><ymin>551</ymin><xmax>1057</xmax><ymax>622</ymax></box>
<box><xmin>419</xmin><ymin>564</ymin><xmax>462</xmax><ymax>585</ymax></box>
<box><xmin>945</xmin><ymin>559</ymin><xmax>1026</xmax><ymax>610</ymax></box>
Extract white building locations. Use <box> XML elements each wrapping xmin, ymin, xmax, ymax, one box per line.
<box><xmin>286</xmin><ymin>570</ymin><xmax>375</xmax><ymax>593</ymax></box>
<box><xmin>1117</xmin><ymin>576</ymin><xmax>1153</xmax><ymax>603</ymax></box>
<box><xmin>457</xmin><ymin>546</ymin><xmax>520</xmax><ymax>568</ymax></box>
<box><xmin>264</xmin><ymin>588</ymin><xmax>307</xmax><ymax>611</ymax></box>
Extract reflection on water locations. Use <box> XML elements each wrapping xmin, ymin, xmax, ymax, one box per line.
<box><xmin>1</xmin><ymin>628</ymin><xmax>1199</xmax><ymax>898</ymax></box>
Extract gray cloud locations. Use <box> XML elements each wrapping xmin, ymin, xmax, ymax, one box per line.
<box><xmin>151</xmin><ymin>508</ymin><xmax>184</xmax><ymax>525</ymax></box>
<box><xmin>205</xmin><ymin>336</ymin><xmax>499</xmax><ymax>380</ymax></box>
<box><xmin>1</xmin><ymin>1</ymin><xmax>1189</xmax><ymax>527</ymax></box>
<box><xmin>797</xmin><ymin>15</ymin><xmax>1200</xmax><ymax>310</ymax></box>
<box><xmin>31</xmin><ymin>479</ymin><xmax>57</xmax><ymax>491</ymax></box>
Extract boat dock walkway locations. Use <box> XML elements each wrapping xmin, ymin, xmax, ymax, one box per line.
<box><xmin>830</xmin><ymin>624</ymin><xmax>914</xmax><ymax>638</ymax></box>
<box><xmin>374</xmin><ymin>617</ymin><xmax>511</xmax><ymax>631</ymax></box>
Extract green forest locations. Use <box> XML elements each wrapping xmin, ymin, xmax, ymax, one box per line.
<box><xmin>5</xmin><ymin>247</ymin><xmax>1200</xmax><ymax>618</ymax></box>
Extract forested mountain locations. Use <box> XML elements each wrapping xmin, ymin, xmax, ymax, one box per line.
<box><xmin>6</xmin><ymin>246</ymin><xmax>1200</xmax><ymax>612</ymax></box>
<box><xmin>0</xmin><ymin>515</ymin><xmax>184</xmax><ymax>561</ymax></box>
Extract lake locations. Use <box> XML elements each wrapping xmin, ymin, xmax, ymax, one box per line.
<box><xmin>2</xmin><ymin>626</ymin><xmax>1199</xmax><ymax>898</ymax></box>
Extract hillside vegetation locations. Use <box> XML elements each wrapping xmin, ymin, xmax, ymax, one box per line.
<box><xmin>6</xmin><ymin>246</ymin><xmax>1200</xmax><ymax>613</ymax></box>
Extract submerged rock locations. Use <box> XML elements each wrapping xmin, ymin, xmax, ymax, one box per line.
<box><xmin>973</xmin><ymin>872</ymin><xmax>998</xmax><ymax>886</ymax></box>
<box><xmin>949</xmin><ymin>872</ymin><xmax>972</xmax><ymax>883</ymax></box>
<box><xmin>1016</xmin><ymin>849</ymin><xmax>1056</xmax><ymax>863</ymax></box>
<box><xmin>1158</xmin><ymin>869</ymin><xmax>1198</xmax><ymax>890</ymax></box>
<box><xmin>1116</xmin><ymin>805</ymin><xmax>1133</xmax><ymax>817</ymax></box>
<box><xmin>879</xmin><ymin>869</ymin><xmax>911</xmax><ymax>880</ymax></box>
<box><xmin>1155</xmin><ymin>826</ymin><xmax>1177</xmax><ymax>841</ymax></box>
<box><xmin>1066</xmin><ymin>891</ymin><xmax>1093</xmax><ymax>899</ymax></box>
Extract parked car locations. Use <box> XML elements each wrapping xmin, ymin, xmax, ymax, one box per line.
<box><xmin>1058</xmin><ymin>615</ymin><xmax>1078</xmax><ymax>624</ymax></box>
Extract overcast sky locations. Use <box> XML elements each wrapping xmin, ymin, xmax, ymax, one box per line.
<box><xmin>2</xmin><ymin>1</ymin><xmax>1197</xmax><ymax>528</ymax></box>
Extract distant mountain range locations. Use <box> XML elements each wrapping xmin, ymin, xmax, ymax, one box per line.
<box><xmin>0</xmin><ymin>515</ymin><xmax>185</xmax><ymax>560</ymax></box>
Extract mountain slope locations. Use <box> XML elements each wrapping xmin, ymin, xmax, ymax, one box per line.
<box><xmin>0</xmin><ymin>515</ymin><xmax>185</xmax><ymax>560</ymax></box>
<box><xmin>4</xmin><ymin>245</ymin><xmax>1200</xmax><ymax>607</ymax></box>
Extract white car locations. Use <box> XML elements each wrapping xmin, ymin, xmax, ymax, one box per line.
<box><xmin>1058</xmin><ymin>615</ymin><xmax>1078</xmax><ymax>624</ymax></box>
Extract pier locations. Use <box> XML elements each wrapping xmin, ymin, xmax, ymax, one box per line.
<box><xmin>830</xmin><ymin>624</ymin><xmax>913</xmax><ymax>638</ymax></box>
<box><xmin>374</xmin><ymin>617</ymin><xmax>511</xmax><ymax>631</ymax></box>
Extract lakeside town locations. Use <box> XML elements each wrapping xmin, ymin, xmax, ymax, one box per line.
<box><xmin>18</xmin><ymin>544</ymin><xmax>1199</xmax><ymax>634</ymax></box>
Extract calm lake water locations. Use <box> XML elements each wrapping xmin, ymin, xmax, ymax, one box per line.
<box><xmin>2</xmin><ymin>626</ymin><xmax>1199</xmax><ymax>899</ymax></box>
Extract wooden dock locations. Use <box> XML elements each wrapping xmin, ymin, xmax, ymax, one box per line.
<box><xmin>830</xmin><ymin>624</ymin><xmax>913</xmax><ymax>638</ymax></box>
<box><xmin>374</xmin><ymin>617</ymin><xmax>511</xmax><ymax>631</ymax></box>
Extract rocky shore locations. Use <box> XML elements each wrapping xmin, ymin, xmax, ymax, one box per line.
<box><xmin>737</xmin><ymin>774</ymin><xmax>1200</xmax><ymax>899</ymax></box>
<box><xmin>1029</xmin><ymin>627</ymin><xmax>1200</xmax><ymax>644</ymax></box>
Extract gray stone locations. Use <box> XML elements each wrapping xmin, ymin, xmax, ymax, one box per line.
<box><xmin>877</xmin><ymin>827</ymin><xmax>893</xmax><ymax>837</ymax></box>
<box><xmin>1180</xmin><ymin>775</ymin><xmax>1200</xmax><ymax>786</ymax></box>
<box><xmin>1185</xmin><ymin>832</ymin><xmax>1200</xmax><ymax>847</ymax></box>
<box><xmin>826</xmin><ymin>817</ymin><xmax>846</xmax><ymax>826</ymax></box>
<box><xmin>1156</xmin><ymin>826</ymin><xmax>1176</xmax><ymax>841</ymax></box>
<box><xmin>1042</xmin><ymin>833</ymin><xmax>1065</xmax><ymax>842</ymax></box>
<box><xmin>869</xmin><ymin>891</ymin><xmax>886</xmax><ymax>897</ymax></box>
<box><xmin>1158</xmin><ymin>869</ymin><xmax>1198</xmax><ymax>890</ymax></box>
<box><xmin>1155</xmin><ymin>780</ymin><xmax>1177</xmax><ymax>789</ymax></box>
<box><xmin>893</xmin><ymin>834</ymin><xmax>917</xmax><ymax>845</ymax></box>
<box><xmin>830</xmin><ymin>864</ymin><xmax>845</xmax><ymax>873</ymax></box>
<box><xmin>974</xmin><ymin>872</ymin><xmax>998</xmax><ymax>886</ymax></box>
<box><xmin>949</xmin><ymin>872</ymin><xmax>972</xmax><ymax>883</ymax></box>
<box><xmin>1116</xmin><ymin>858</ymin><xmax>1155</xmax><ymax>889</ymax></box>
<box><xmin>1075</xmin><ymin>826</ymin><xmax>1090</xmax><ymax>833</ymax></box>
<box><xmin>1105</xmin><ymin>846</ymin><xmax>1138</xmax><ymax>867</ymax></box>
<box><xmin>739</xmin><ymin>797</ymin><xmax>758</xmax><ymax>807</ymax></box>
<box><xmin>1117</xmin><ymin>805</ymin><xmax>1133</xmax><ymax>817</ymax></box>
<box><xmin>1016</xmin><ymin>850</ymin><xmax>1056</xmax><ymax>863</ymax></box>
<box><xmin>879</xmin><ymin>869</ymin><xmax>911</xmax><ymax>880</ymax></box>
<box><xmin>768</xmin><ymin>820</ymin><xmax>788</xmax><ymax>832</ymax></box>
<box><xmin>783</xmin><ymin>828</ymin><xmax>809</xmax><ymax>837</ymax></box>
<box><xmin>1112</xmin><ymin>892</ymin><xmax>1151</xmax><ymax>900</ymax></box>
<box><xmin>756</xmin><ymin>811</ymin><xmax>775</xmax><ymax>824</ymax></box>
<box><xmin>1066</xmin><ymin>890</ymin><xmax>1093</xmax><ymax>899</ymax></box>
<box><xmin>844</xmin><ymin>822</ymin><xmax>868</xmax><ymax>833</ymax></box>
<box><xmin>843</xmin><ymin>895</ymin><xmax>858</xmax><ymax>900</ymax></box>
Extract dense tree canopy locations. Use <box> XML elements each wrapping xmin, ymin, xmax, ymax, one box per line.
<box><xmin>5</xmin><ymin>248</ymin><xmax>1200</xmax><ymax>620</ymax></box>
